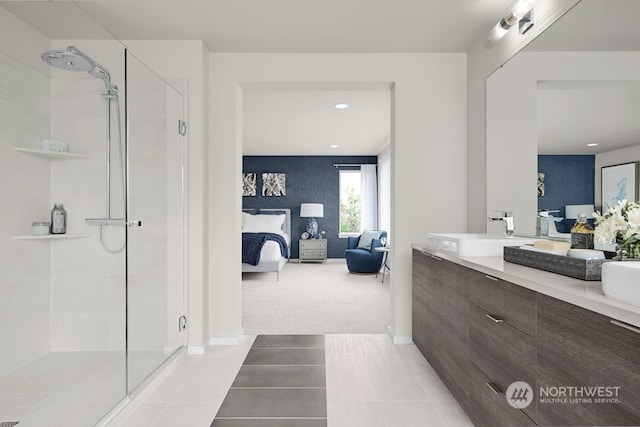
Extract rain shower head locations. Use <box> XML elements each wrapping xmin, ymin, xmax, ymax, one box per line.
<box><xmin>41</xmin><ymin>46</ymin><xmax>117</xmax><ymax>96</ymax></box>
<box><xmin>42</xmin><ymin>46</ymin><xmax>112</xmax><ymax>82</ymax></box>
<box><xmin>41</xmin><ymin>48</ymin><xmax>94</xmax><ymax>72</ymax></box>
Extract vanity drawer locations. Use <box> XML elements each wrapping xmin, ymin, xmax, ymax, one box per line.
<box><xmin>436</xmin><ymin>258</ymin><xmax>469</xmax><ymax>295</ymax></box>
<box><xmin>469</xmin><ymin>363</ymin><xmax>536</xmax><ymax>427</ymax></box>
<box><xmin>470</xmin><ymin>304</ymin><xmax>536</xmax><ymax>422</ymax></box>
<box><xmin>469</xmin><ymin>270</ymin><xmax>536</xmax><ymax>337</ymax></box>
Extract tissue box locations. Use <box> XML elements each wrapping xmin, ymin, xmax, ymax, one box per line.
<box><xmin>41</xmin><ymin>139</ymin><xmax>68</xmax><ymax>153</ymax></box>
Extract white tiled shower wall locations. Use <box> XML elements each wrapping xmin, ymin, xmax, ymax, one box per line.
<box><xmin>0</xmin><ymin>50</ymin><xmax>51</xmax><ymax>378</ymax></box>
<box><xmin>2</xmin><ymin>7</ymin><xmax>184</xmax><ymax>387</ymax></box>
<box><xmin>49</xmin><ymin>72</ymin><xmax>127</xmax><ymax>352</ymax></box>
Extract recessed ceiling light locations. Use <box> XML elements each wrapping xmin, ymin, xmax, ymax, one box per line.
<box><xmin>330</xmin><ymin>145</ymin><xmax>339</xmax><ymax>149</ymax></box>
<box><xmin>587</xmin><ymin>143</ymin><xmax>598</xmax><ymax>147</ymax></box>
<box><xmin>334</xmin><ymin>103</ymin><xmax>349</xmax><ymax>110</ymax></box>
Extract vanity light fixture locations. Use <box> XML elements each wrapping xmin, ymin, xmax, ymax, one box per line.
<box><xmin>484</xmin><ymin>0</ymin><xmax>534</xmax><ymax>48</ymax></box>
<box><xmin>334</xmin><ymin>103</ymin><xmax>349</xmax><ymax>110</ymax></box>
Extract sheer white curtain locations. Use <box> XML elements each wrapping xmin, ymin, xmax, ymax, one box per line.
<box><xmin>360</xmin><ymin>164</ymin><xmax>378</xmax><ymax>231</ymax></box>
<box><xmin>377</xmin><ymin>146</ymin><xmax>391</xmax><ymax>241</ymax></box>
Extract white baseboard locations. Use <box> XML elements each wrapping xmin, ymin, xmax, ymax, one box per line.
<box><xmin>187</xmin><ymin>345</ymin><xmax>206</xmax><ymax>355</ymax></box>
<box><xmin>386</xmin><ymin>324</ymin><xmax>413</xmax><ymax>345</ymax></box>
<box><xmin>208</xmin><ymin>336</ymin><xmax>240</xmax><ymax>345</ymax></box>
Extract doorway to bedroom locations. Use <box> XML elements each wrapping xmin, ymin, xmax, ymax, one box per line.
<box><xmin>240</xmin><ymin>82</ymin><xmax>392</xmax><ymax>335</ymax></box>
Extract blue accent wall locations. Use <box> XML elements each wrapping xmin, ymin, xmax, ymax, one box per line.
<box><xmin>538</xmin><ymin>155</ymin><xmax>595</xmax><ymax>232</ymax></box>
<box><xmin>243</xmin><ymin>155</ymin><xmax>378</xmax><ymax>258</ymax></box>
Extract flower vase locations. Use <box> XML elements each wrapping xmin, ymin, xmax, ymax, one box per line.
<box><xmin>616</xmin><ymin>241</ymin><xmax>640</xmax><ymax>260</ymax></box>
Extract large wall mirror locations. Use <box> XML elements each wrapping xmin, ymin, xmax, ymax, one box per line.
<box><xmin>486</xmin><ymin>0</ymin><xmax>640</xmax><ymax>237</ymax></box>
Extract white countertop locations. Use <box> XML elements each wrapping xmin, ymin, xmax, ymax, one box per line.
<box><xmin>412</xmin><ymin>243</ymin><xmax>640</xmax><ymax>329</ymax></box>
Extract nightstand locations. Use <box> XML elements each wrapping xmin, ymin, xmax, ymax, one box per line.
<box><xmin>299</xmin><ymin>239</ymin><xmax>327</xmax><ymax>263</ymax></box>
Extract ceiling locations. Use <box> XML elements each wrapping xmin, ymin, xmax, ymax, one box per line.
<box><xmin>75</xmin><ymin>0</ymin><xmax>515</xmax><ymax>54</ymax></box>
<box><xmin>525</xmin><ymin>0</ymin><xmax>640</xmax><ymax>155</ymax></box>
<box><xmin>537</xmin><ymin>81</ymin><xmax>640</xmax><ymax>155</ymax></box>
<box><xmin>4</xmin><ymin>0</ymin><xmax>639</xmax><ymax>156</ymax></box>
<box><xmin>2</xmin><ymin>0</ymin><xmax>516</xmax><ymax>156</ymax></box>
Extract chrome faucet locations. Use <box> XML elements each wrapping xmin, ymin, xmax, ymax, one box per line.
<box><xmin>488</xmin><ymin>211</ymin><xmax>514</xmax><ymax>236</ymax></box>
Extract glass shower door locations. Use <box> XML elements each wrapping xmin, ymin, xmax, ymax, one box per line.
<box><xmin>125</xmin><ymin>50</ymin><xmax>186</xmax><ymax>392</ymax></box>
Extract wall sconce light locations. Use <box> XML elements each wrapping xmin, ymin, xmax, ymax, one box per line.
<box><xmin>484</xmin><ymin>0</ymin><xmax>534</xmax><ymax>48</ymax></box>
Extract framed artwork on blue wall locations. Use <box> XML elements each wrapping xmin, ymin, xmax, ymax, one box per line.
<box><xmin>242</xmin><ymin>173</ymin><xmax>256</xmax><ymax>196</ymax></box>
<box><xmin>262</xmin><ymin>173</ymin><xmax>286</xmax><ymax>196</ymax></box>
<box><xmin>601</xmin><ymin>161</ymin><xmax>640</xmax><ymax>209</ymax></box>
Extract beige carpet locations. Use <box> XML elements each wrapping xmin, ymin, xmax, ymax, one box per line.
<box><xmin>242</xmin><ymin>259</ymin><xmax>390</xmax><ymax>335</ymax></box>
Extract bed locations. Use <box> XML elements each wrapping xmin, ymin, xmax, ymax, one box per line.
<box><xmin>242</xmin><ymin>208</ymin><xmax>291</xmax><ymax>280</ymax></box>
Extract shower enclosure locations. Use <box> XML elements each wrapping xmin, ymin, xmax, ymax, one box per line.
<box><xmin>0</xmin><ymin>3</ymin><xmax>187</xmax><ymax>426</ymax></box>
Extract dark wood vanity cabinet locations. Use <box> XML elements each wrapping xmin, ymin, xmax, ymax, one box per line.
<box><xmin>468</xmin><ymin>271</ymin><xmax>537</xmax><ymax>426</ymax></box>
<box><xmin>537</xmin><ymin>294</ymin><xmax>640</xmax><ymax>426</ymax></box>
<box><xmin>412</xmin><ymin>250</ymin><xmax>440</xmax><ymax>364</ymax></box>
<box><xmin>436</xmin><ymin>262</ymin><xmax>469</xmax><ymax>410</ymax></box>
<box><xmin>412</xmin><ymin>249</ymin><xmax>640</xmax><ymax>427</ymax></box>
<box><xmin>412</xmin><ymin>249</ymin><xmax>469</xmax><ymax>411</ymax></box>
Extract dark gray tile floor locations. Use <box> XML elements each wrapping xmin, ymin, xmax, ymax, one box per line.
<box><xmin>232</xmin><ymin>365</ymin><xmax>326</xmax><ymax>388</ymax></box>
<box><xmin>211</xmin><ymin>335</ymin><xmax>327</xmax><ymax>427</ymax></box>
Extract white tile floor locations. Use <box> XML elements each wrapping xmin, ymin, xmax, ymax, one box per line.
<box><xmin>107</xmin><ymin>334</ymin><xmax>474</xmax><ymax>427</ymax></box>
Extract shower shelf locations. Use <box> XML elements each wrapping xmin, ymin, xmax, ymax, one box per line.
<box><xmin>13</xmin><ymin>147</ymin><xmax>90</xmax><ymax>159</ymax></box>
<box><xmin>12</xmin><ymin>234</ymin><xmax>89</xmax><ymax>240</ymax></box>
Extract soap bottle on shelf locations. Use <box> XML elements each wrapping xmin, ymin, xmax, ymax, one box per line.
<box><xmin>570</xmin><ymin>214</ymin><xmax>594</xmax><ymax>249</ymax></box>
<box><xmin>50</xmin><ymin>203</ymin><xmax>67</xmax><ymax>234</ymax></box>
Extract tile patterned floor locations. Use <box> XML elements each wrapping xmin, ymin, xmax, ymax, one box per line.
<box><xmin>212</xmin><ymin>335</ymin><xmax>327</xmax><ymax>426</ymax></box>
<box><xmin>107</xmin><ymin>334</ymin><xmax>474</xmax><ymax>427</ymax></box>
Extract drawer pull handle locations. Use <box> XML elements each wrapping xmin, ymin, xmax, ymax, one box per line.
<box><xmin>486</xmin><ymin>381</ymin><xmax>502</xmax><ymax>395</ymax></box>
<box><xmin>610</xmin><ymin>319</ymin><xmax>640</xmax><ymax>335</ymax></box>
<box><xmin>484</xmin><ymin>274</ymin><xmax>499</xmax><ymax>281</ymax></box>
<box><xmin>485</xmin><ymin>313</ymin><xmax>504</xmax><ymax>323</ymax></box>
<box><xmin>431</xmin><ymin>255</ymin><xmax>443</xmax><ymax>260</ymax></box>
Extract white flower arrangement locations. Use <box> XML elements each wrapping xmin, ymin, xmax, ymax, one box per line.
<box><xmin>593</xmin><ymin>200</ymin><xmax>640</xmax><ymax>258</ymax></box>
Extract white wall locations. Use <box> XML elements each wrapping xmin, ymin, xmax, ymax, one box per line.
<box><xmin>0</xmin><ymin>7</ymin><xmax>51</xmax><ymax>375</ymax></box>
<box><xmin>466</xmin><ymin>0</ymin><xmax>581</xmax><ymax>233</ymax></box>
<box><xmin>596</xmin><ymin>144</ymin><xmax>640</xmax><ymax>207</ymax></box>
<box><xmin>486</xmin><ymin>51</ymin><xmax>640</xmax><ymax>235</ymax></box>
<box><xmin>208</xmin><ymin>53</ymin><xmax>467</xmax><ymax>341</ymax></box>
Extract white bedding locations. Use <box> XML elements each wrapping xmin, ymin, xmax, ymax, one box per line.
<box><xmin>258</xmin><ymin>233</ymin><xmax>291</xmax><ymax>262</ymax></box>
<box><xmin>241</xmin><ymin>209</ymin><xmax>291</xmax><ymax>280</ymax></box>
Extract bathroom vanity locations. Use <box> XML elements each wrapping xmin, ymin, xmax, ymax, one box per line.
<box><xmin>411</xmin><ymin>244</ymin><xmax>640</xmax><ymax>427</ymax></box>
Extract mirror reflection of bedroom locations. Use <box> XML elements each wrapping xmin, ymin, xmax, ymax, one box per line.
<box><xmin>241</xmin><ymin>83</ymin><xmax>392</xmax><ymax>335</ymax></box>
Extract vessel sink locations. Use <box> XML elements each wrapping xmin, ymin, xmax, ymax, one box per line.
<box><xmin>601</xmin><ymin>262</ymin><xmax>640</xmax><ymax>307</ymax></box>
<box><xmin>425</xmin><ymin>233</ymin><xmax>537</xmax><ymax>257</ymax></box>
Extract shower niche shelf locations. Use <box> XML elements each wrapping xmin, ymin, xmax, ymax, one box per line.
<box><xmin>12</xmin><ymin>234</ymin><xmax>89</xmax><ymax>240</ymax></box>
<box><xmin>13</xmin><ymin>146</ymin><xmax>90</xmax><ymax>159</ymax></box>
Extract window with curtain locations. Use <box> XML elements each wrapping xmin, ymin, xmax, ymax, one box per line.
<box><xmin>339</xmin><ymin>169</ymin><xmax>361</xmax><ymax>234</ymax></box>
<box><xmin>339</xmin><ymin>165</ymin><xmax>378</xmax><ymax>235</ymax></box>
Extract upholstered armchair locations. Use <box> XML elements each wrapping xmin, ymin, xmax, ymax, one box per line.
<box><xmin>345</xmin><ymin>230</ymin><xmax>388</xmax><ymax>273</ymax></box>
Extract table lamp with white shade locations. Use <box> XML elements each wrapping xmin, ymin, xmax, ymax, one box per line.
<box><xmin>300</xmin><ymin>203</ymin><xmax>324</xmax><ymax>239</ymax></box>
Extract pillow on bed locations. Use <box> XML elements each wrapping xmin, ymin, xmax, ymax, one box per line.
<box><xmin>242</xmin><ymin>212</ymin><xmax>286</xmax><ymax>234</ymax></box>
